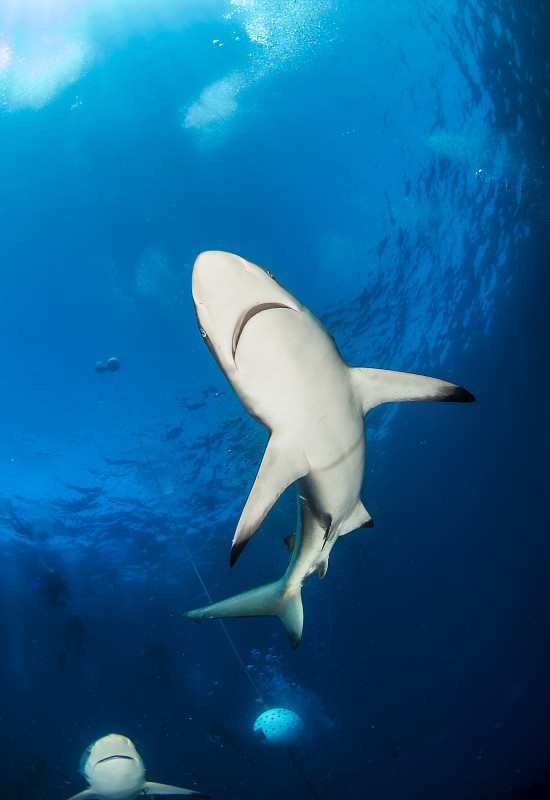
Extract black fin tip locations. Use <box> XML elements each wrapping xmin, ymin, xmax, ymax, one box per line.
<box><xmin>441</xmin><ymin>386</ymin><xmax>476</xmax><ymax>403</ymax></box>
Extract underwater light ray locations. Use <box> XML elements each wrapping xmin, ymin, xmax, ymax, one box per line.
<box><xmin>0</xmin><ymin>0</ymin><xmax>87</xmax><ymax>35</ymax></box>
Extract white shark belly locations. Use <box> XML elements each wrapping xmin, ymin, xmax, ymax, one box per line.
<box><xmin>232</xmin><ymin>307</ymin><xmax>360</xmax><ymax>456</ymax></box>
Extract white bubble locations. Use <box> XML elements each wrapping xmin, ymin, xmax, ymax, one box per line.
<box><xmin>0</xmin><ymin>35</ymin><xmax>91</xmax><ymax>112</ymax></box>
<box><xmin>135</xmin><ymin>248</ymin><xmax>172</xmax><ymax>296</ymax></box>
<box><xmin>183</xmin><ymin>0</ymin><xmax>336</xmax><ymax>138</ymax></box>
<box><xmin>183</xmin><ymin>74</ymin><xmax>242</xmax><ymax>130</ymax></box>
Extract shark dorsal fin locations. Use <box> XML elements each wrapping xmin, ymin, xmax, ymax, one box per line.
<box><xmin>230</xmin><ymin>436</ymin><xmax>310</xmax><ymax>566</ymax></box>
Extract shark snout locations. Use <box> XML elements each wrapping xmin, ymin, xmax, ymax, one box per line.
<box><xmin>191</xmin><ymin>250</ymin><xmax>305</xmax><ymax>377</ymax></box>
<box><xmin>192</xmin><ymin>251</ymin><xmax>245</xmax><ymax>296</ymax></box>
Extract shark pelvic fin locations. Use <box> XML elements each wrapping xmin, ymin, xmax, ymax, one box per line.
<box><xmin>350</xmin><ymin>367</ymin><xmax>476</xmax><ymax>416</ymax></box>
<box><xmin>145</xmin><ymin>781</ymin><xmax>210</xmax><ymax>797</ymax></box>
<box><xmin>230</xmin><ymin>436</ymin><xmax>310</xmax><ymax>566</ymax></box>
<box><xmin>338</xmin><ymin>500</ymin><xmax>374</xmax><ymax>536</ymax></box>
<box><xmin>181</xmin><ymin>578</ymin><xmax>304</xmax><ymax>649</ymax></box>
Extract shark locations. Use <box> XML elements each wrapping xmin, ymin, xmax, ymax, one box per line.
<box><xmin>65</xmin><ymin>734</ymin><xmax>208</xmax><ymax>800</ymax></box>
<box><xmin>182</xmin><ymin>250</ymin><xmax>475</xmax><ymax>648</ymax></box>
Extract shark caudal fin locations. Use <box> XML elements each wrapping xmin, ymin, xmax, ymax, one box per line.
<box><xmin>181</xmin><ymin>579</ymin><xmax>304</xmax><ymax>649</ymax></box>
<box><xmin>350</xmin><ymin>367</ymin><xmax>475</xmax><ymax>416</ymax></box>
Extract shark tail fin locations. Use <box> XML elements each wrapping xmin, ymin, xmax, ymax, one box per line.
<box><xmin>351</xmin><ymin>367</ymin><xmax>476</xmax><ymax>416</ymax></box>
<box><xmin>181</xmin><ymin>578</ymin><xmax>304</xmax><ymax>649</ymax></box>
<box><xmin>279</xmin><ymin>589</ymin><xmax>304</xmax><ymax>649</ymax></box>
<box><xmin>230</xmin><ymin>435</ymin><xmax>310</xmax><ymax>566</ymax></box>
<box><xmin>145</xmin><ymin>781</ymin><xmax>209</xmax><ymax>797</ymax></box>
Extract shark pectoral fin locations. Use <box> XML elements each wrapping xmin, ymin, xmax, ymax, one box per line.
<box><xmin>144</xmin><ymin>781</ymin><xmax>209</xmax><ymax>797</ymax></box>
<box><xmin>181</xmin><ymin>579</ymin><xmax>304</xmax><ymax>649</ymax></box>
<box><xmin>351</xmin><ymin>367</ymin><xmax>476</xmax><ymax>416</ymax></box>
<box><xmin>65</xmin><ymin>791</ymin><xmax>100</xmax><ymax>800</ymax></box>
<box><xmin>230</xmin><ymin>436</ymin><xmax>310</xmax><ymax>566</ymax></box>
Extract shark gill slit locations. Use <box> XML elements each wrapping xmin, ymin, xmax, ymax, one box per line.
<box><xmin>111</xmin><ymin>372</ymin><xmax>267</xmax><ymax>708</ymax></box>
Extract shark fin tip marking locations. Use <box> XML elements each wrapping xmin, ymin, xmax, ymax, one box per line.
<box><xmin>229</xmin><ymin>543</ymin><xmax>243</xmax><ymax>567</ymax></box>
<box><xmin>441</xmin><ymin>386</ymin><xmax>476</xmax><ymax>403</ymax></box>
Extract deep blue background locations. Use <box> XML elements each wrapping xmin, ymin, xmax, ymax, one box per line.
<box><xmin>1</xmin><ymin>1</ymin><xmax>549</xmax><ymax>798</ymax></box>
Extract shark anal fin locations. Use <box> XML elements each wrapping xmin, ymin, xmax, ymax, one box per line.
<box><xmin>317</xmin><ymin>559</ymin><xmax>329</xmax><ymax>580</ymax></box>
<box><xmin>144</xmin><ymin>781</ymin><xmax>209</xmax><ymax>797</ymax></box>
<box><xmin>351</xmin><ymin>367</ymin><xmax>476</xmax><ymax>416</ymax></box>
<box><xmin>230</xmin><ymin>436</ymin><xmax>310</xmax><ymax>566</ymax></box>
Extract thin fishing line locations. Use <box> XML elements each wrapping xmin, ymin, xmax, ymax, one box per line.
<box><xmin>289</xmin><ymin>749</ymin><xmax>322</xmax><ymax>799</ymax></box>
<box><xmin>113</xmin><ymin>374</ymin><xmax>266</xmax><ymax>707</ymax></box>
<box><xmin>114</xmin><ymin>372</ymin><xmax>320</xmax><ymax>796</ymax></box>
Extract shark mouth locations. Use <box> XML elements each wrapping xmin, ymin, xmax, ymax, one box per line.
<box><xmin>96</xmin><ymin>755</ymin><xmax>135</xmax><ymax>764</ymax></box>
<box><xmin>231</xmin><ymin>302</ymin><xmax>297</xmax><ymax>362</ymax></box>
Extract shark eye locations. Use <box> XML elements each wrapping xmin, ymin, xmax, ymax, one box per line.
<box><xmin>262</xmin><ymin>269</ymin><xmax>288</xmax><ymax>291</ymax></box>
<box><xmin>199</xmin><ymin>327</ymin><xmax>207</xmax><ymax>339</ymax></box>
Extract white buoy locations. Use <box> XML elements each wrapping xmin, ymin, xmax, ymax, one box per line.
<box><xmin>253</xmin><ymin>708</ymin><xmax>304</xmax><ymax>747</ymax></box>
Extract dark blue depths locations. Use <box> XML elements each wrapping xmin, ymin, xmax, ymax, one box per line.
<box><xmin>0</xmin><ymin>1</ymin><xmax>549</xmax><ymax>799</ymax></box>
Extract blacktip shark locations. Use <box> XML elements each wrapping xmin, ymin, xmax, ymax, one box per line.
<box><xmin>182</xmin><ymin>250</ymin><xmax>475</xmax><ymax>648</ymax></box>
<box><xmin>65</xmin><ymin>734</ymin><xmax>208</xmax><ymax>800</ymax></box>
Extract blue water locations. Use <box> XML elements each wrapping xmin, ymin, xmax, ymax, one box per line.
<box><xmin>1</xmin><ymin>1</ymin><xmax>549</xmax><ymax>798</ymax></box>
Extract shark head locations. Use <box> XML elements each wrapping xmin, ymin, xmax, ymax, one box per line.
<box><xmin>68</xmin><ymin>733</ymin><xmax>208</xmax><ymax>800</ymax></box>
<box><xmin>79</xmin><ymin>735</ymin><xmax>145</xmax><ymax>800</ymax></box>
<box><xmin>191</xmin><ymin>251</ymin><xmax>302</xmax><ymax>376</ymax></box>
